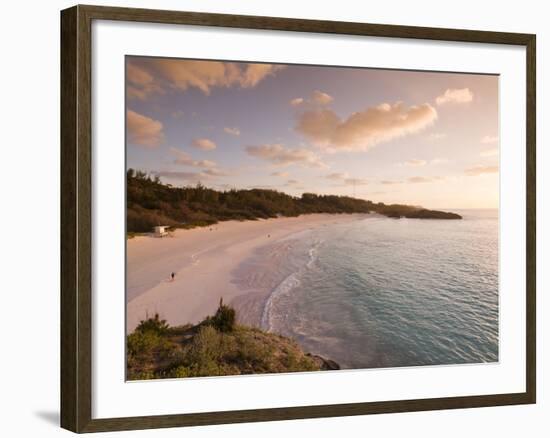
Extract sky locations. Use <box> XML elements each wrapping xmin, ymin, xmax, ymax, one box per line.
<box><xmin>126</xmin><ymin>56</ymin><xmax>499</xmax><ymax>209</ymax></box>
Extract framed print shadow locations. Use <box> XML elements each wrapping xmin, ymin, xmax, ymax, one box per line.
<box><xmin>60</xmin><ymin>4</ymin><xmax>536</xmax><ymax>433</ymax></box>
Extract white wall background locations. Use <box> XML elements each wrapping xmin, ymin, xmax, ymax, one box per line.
<box><xmin>0</xmin><ymin>0</ymin><xmax>546</xmax><ymax>436</ymax></box>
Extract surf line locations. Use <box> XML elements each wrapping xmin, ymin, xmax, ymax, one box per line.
<box><xmin>260</xmin><ymin>239</ymin><xmax>323</xmax><ymax>331</ymax></box>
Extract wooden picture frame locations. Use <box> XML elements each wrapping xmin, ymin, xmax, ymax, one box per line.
<box><xmin>61</xmin><ymin>4</ymin><xmax>536</xmax><ymax>433</ymax></box>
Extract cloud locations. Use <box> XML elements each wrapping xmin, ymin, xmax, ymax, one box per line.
<box><xmin>481</xmin><ymin>135</ymin><xmax>499</xmax><ymax>144</ymax></box>
<box><xmin>271</xmin><ymin>171</ymin><xmax>289</xmax><ymax>178</ymax></box>
<box><xmin>325</xmin><ymin>172</ymin><xmax>349</xmax><ymax>180</ymax></box>
<box><xmin>170</xmin><ymin>147</ymin><xmax>217</xmax><ymax>168</ymax></box>
<box><xmin>464</xmin><ymin>165</ymin><xmax>499</xmax><ymax>176</ymax></box>
<box><xmin>196</xmin><ymin>160</ymin><xmax>218</xmax><ymax>168</ymax></box>
<box><xmin>480</xmin><ymin>148</ymin><xmax>499</xmax><ymax>157</ymax></box>
<box><xmin>407</xmin><ymin>176</ymin><xmax>444</xmax><ymax>183</ymax></box>
<box><xmin>127</xmin><ymin>63</ymin><xmax>153</xmax><ymax>86</ymax></box>
<box><xmin>143</xmin><ymin>59</ymin><xmax>284</xmax><ymax>96</ymax></box>
<box><xmin>311</xmin><ymin>90</ymin><xmax>334</xmax><ymax>105</ymax></box>
<box><xmin>381</xmin><ymin>180</ymin><xmax>402</xmax><ymax>185</ymax></box>
<box><xmin>126</xmin><ymin>63</ymin><xmax>163</xmax><ymax>101</ymax></box>
<box><xmin>245</xmin><ymin>144</ymin><xmax>328</xmax><ymax>168</ymax></box>
<box><xmin>436</xmin><ymin>88</ymin><xmax>474</xmax><ymax>105</ymax></box>
<box><xmin>284</xmin><ymin>179</ymin><xmax>306</xmax><ymax>190</ymax></box>
<box><xmin>191</xmin><ymin>138</ymin><xmax>217</xmax><ymax>150</ymax></box>
<box><xmin>290</xmin><ymin>97</ymin><xmax>304</xmax><ymax>106</ymax></box>
<box><xmin>408</xmin><ymin>176</ymin><xmax>431</xmax><ymax>183</ymax></box>
<box><xmin>400</xmin><ymin>158</ymin><xmax>447</xmax><ymax>166</ymax></box>
<box><xmin>291</xmin><ymin>91</ymin><xmax>333</xmax><ymax>107</ymax></box>
<box><xmin>241</xmin><ymin>64</ymin><xmax>285</xmax><ymax>88</ymax></box>
<box><xmin>224</xmin><ymin>127</ymin><xmax>240</xmax><ymax>136</ymax></box>
<box><xmin>296</xmin><ymin>102</ymin><xmax>437</xmax><ymax>152</ymax></box>
<box><xmin>203</xmin><ymin>168</ymin><xmax>230</xmax><ymax>177</ymax></box>
<box><xmin>403</xmin><ymin>159</ymin><xmax>427</xmax><ymax>167</ymax></box>
<box><xmin>127</xmin><ymin>110</ymin><xmax>164</xmax><ymax>147</ymax></box>
<box><xmin>325</xmin><ymin>172</ymin><xmax>367</xmax><ymax>186</ymax></box>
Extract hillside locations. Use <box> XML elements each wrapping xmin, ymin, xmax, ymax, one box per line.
<box><xmin>127</xmin><ymin>300</ymin><xmax>339</xmax><ymax>380</ymax></box>
<box><xmin>127</xmin><ymin>169</ymin><xmax>461</xmax><ymax>233</ymax></box>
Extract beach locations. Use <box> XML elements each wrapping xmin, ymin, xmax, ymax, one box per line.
<box><xmin>127</xmin><ymin>213</ymin><xmax>367</xmax><ymax>333</ymax></box>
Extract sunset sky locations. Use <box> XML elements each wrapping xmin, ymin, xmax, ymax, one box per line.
<box><xmin>126</xmin><ymin>56</ymin><xmax>499</xmax><ymax>209</ymax></box>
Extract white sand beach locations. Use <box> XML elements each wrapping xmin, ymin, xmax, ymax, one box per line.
<box><xmin>127</xmin><ymin>213</ymin><xmax>367</xmax><ymax>332</ymax></box>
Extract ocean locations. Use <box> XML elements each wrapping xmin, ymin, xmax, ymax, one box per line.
<box><xmin>234</xmin><ymin>209</ymin><xmax>499</xmax><ymax>369</ymax></box>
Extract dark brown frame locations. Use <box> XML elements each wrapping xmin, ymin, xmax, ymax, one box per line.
<box><xmin>61</xmin><ymin>4</ymin><xmax>536</xmax><ymax>433</ymax></box>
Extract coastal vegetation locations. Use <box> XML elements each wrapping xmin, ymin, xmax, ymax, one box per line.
<box><xmin>127</xmin><ymin>299</ymin><xmax>338</xmax><ymax>380</ymax></box>
<box><xmin>127</xmin><ymin>168</ymin><xmax>461</xmax><ymax>233</ymax></box>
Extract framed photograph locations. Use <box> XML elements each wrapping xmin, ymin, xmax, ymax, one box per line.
<box><xmin>60</xmin><ymin>4</ymin><xmax>536</xmax><ymax>433</ymax></box>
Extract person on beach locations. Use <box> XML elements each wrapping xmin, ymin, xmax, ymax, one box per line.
<box><xmin>170</xmin><ymin>272</ymin><xmax>175</xmax><ymax>281</ymax></box>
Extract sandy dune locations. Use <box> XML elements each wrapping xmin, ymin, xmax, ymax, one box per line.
<box><xmin>126</xmin><ymin>214</ymin><xmax>366</xmax><ymax>333</ymax></box>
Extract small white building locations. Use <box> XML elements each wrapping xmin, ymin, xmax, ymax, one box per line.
<box><xmin>153</xmin><ymin>225</ymin><xmax>169</xmax><ymax>237</ymax></box>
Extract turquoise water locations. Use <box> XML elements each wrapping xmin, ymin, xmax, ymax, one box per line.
<box><xmin>256</xmin><ymin>210</ymin><xmax>498</xmax><ymax>369</ymax></box>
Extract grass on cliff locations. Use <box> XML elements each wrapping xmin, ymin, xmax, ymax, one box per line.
<box><xmin>127</xmin><ymin>299</ymin><xmax>321</xmax><ymax>380</ymax></box>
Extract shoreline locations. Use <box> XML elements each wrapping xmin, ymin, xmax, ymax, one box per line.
<box><xmin>127</xmin><ymin>213</ymin><xmax>371</xmax><ymax>333</ymax></box>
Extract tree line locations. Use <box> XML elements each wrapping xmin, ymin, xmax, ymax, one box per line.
<box><xmin>127</xmin><ymin>169</ymin><xmax>461</xmax><ymax>233</ymax></box>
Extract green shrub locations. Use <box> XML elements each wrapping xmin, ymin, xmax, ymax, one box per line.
<box><xmin>233</xmin><ymin>333</ymin><xmax>274</xmax><ymax>372</ymax></box>
<box><xmin>166</xmin><ymin>365</ymin><xmax>191</xmax><ymax>378</ymax></box>
<box><xmin>135</xmin><ymin>313</ymin><xmax>169</xmax><ymax>335</ymax></box>
<box><xmin>183</xmin><ymin>325</ymin><xmax>226</xmax><ymax>376</ymax></box>
<box><xmin>208</xmin><ymin>298</ymin><xmax>236</xmax><ymax>333</ymax></box>
<box><xmin>187</xmin><ymin>325</ymin><xmax>222</xmax><ymax>363</ymax></box>
<box><xmin>127</xmin><ymin>330</ymin><xmax>161</xmax><ymax>357</ymax></box>
<box><xmin>131</xmin><ymin>370</ymin><xmax>156</xmax><ymax>380</ymax></box>
<box><xmin>282</xmin><ymin>349</ymin><xmax>318</xmax><ymax>372</ymax></box>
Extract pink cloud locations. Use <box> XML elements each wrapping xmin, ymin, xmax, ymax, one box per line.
<box><xmin>296</xmin><ymin>102</ymin><xmax>437</xmax><ymax>152</ymax></box>
<box><xmin>246</xmin><ymin>144</ymin><xmax>327</xmax><ymax>169</ymax></box>
<box><xmin>311</xmin><ymin>90</ymin><xmax>334</xmax><ymax>105</ymax></box>
<box><xmin>191</xmin><ymin>138</ymin><xmax>217</xmax><ymax>151</ymax></box>
<box><xmin>465</xmin><ymin>165</ymin><xmax>499</xmax><ymax>176</ymax></box>
<box><xmin>128</xmin><ymin>58</ymin><xmax>285</xmax><ymax>98</ymax></box>
<box><xmin>290</xmin><ymin>97</ymin><xmax>304</xmax><ymax>106</ymax></box>
<box><xmin>126</xmin><ymin>110</ymin><xmax>163</xmax><ymax>147</ymax></box>
<box><xmin>436</xmin><ymin>88</ymin><xmax>474</xmax><ymax>105</ymax></box>
<box><xmin>170</xmin><ymin>147</ymin><xmax>217</xmax><ymax>168</ymax></box>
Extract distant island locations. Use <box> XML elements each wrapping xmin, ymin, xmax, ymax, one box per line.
<box><xmin>127</xmin><ymin>169</ymin><xmax>461</xmax><ymax>234</ymax></box>
<box><xmin>127</xmin><ymin>299</ymin><xmax>339</xmax><ymax>380</ymax></box>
